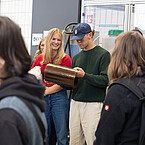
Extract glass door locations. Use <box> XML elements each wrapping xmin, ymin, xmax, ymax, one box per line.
<box><xmin>81</xmin><ymin>2</ymin><xmax>145</xmax><ymax>53</ymax></box>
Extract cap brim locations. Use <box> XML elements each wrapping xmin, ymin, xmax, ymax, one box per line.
<box><xmin>71</xmin><ymin>34</ymin><xmax>86</xmax><ymax>41</ymax></box>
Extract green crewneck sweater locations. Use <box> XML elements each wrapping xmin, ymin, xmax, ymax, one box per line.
<box><xmin>71</xmin><ymin>46</ymin><xmax>110</xmax><ymax>102</ymax></box>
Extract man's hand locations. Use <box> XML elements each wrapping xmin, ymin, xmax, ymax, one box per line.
<box><xmin>74</xmin><ymin>67</ymin><xmax>85</xmax><ymax>78</ymax></box>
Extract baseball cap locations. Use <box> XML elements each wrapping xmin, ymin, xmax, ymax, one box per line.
<box><xmin>71</xmin><ymin>23</ymin><xmax>92</xmax><ymax>40</ymax></box>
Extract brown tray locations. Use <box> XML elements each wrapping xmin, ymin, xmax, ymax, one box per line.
<box><xmin>44</xmin><ymin>64</ymin><xmax>79</xmax><ymax>89</ymax></box>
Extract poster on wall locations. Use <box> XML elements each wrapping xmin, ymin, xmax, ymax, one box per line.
<box><xmin>32</xmin><ymin>33</ymin><xmax>43</xmax><ymax>46</ymax></box>
<box><xmin>43</xmin><ymin>31</ymin><xmax>49</xmax><ymax>37</ymax></box>
<box><xmin>87</xmin><ymin>15</ymin><xmax>93</xmax><ymax>24</ymax></box>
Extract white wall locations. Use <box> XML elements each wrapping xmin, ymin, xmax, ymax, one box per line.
<box><xmin>0</xmin><ymin>0</ymin><xmax>33</xmax><ymax>53</ymax></box>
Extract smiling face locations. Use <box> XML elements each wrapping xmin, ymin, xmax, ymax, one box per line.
<box><xmin>42</xmin><ymin>28</ymin><xmax>64</xmax><ymax>64</ymax></box>
<box><xmin>50</xmin><ymin>33</ymin><xmax>62</xmax><ymax>51</ymax></box>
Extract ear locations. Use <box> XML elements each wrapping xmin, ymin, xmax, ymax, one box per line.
<box><xmin>0</xmin><ymin>57</ymin><xmax>5</xmax><ymax>69</ymax></box>
<box><xmin>88</xmin><ymin>32</ymin><xmax>93</xmax><ymax>39</ymax></box>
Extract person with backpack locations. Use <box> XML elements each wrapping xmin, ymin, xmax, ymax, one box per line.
<box><xmin>94</xmin><ymin>31</ymin><xmax>145</xmax><ymax>145</ymax></box>
<box><xmin>0</xmin><ymin>16</ymin><xmax>47</xmax><ymax>145</ymax></box>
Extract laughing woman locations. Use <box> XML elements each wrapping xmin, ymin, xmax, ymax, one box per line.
<box><xmin>32</xmin><ymin>28</ymin><xmax>71</xmax><ymax>145</ymax></box>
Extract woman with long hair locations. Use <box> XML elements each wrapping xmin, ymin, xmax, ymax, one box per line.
<box><xmin>0</xmin><ymin>16</ymin><xmax>47</xmax><ymax>145</ymax></box>
<box><xmin>32</xmin><ymin>28</ymin><xmax>71</xmax><ymax>145</ymax></box>
<box><xmin>94</xmin><ymin>31</ymin><xmax>145</xmax><ymax>145</ymax></box>
<box><xmin>33</xmin><ymin>37</ymin><xmax>46</xmax><ymax>61</ymax></box>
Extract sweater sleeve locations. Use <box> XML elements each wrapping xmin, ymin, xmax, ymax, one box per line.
<box><xmin>0</xmin><ymin>109</ymin><xmax>28</xmax><ymax>145</ymax></box>
<box><xmin>60</xmin><ymin>54</ymin><xmax>72</xmax><ymax>68</ymax></box>
<box><xmin>31</xmin><ymin>54</ymin><xmax>43</xmax><ymax>69</ymax></box>
<box><xmin>84</xmin><ymin>51</ymin><xmax>110</xmax><ymax>87</ymax></box>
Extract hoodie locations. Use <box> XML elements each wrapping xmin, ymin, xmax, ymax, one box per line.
<box><xmin>0</xmin><ymin>74</ymin><xmax>46</xmax><ymax>145</ymax></box>
<box><xmin>0</xmin><ymin>73</ymin><xmax>46</xmax><ymax>111</ymax></box>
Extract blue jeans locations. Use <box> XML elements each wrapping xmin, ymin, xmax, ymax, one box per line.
<box><xmin>44</xmin><ymin>89</ymin><xmax>70</xmax><ymax>145</ymax></box>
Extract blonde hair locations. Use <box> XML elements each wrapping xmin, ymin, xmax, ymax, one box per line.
<box><xmin>41</xmin><ymin>28</ymin><xmax>65</xmax><ymax>64</ymax></box>
<box><xmin>108</xmin><ymin>31</ymin><xmax>145</xmax><ymax>84</ymax></box>
<box><xmin>33</xmin><ymin>37</ymin><xmax>46</xmax><ymax>60</ymax></box>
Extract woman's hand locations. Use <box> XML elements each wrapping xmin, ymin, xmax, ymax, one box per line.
<box><xmin>44</xmin><ymin>84</ymin><xmax>63</xmax><ymax>95</ymax></box>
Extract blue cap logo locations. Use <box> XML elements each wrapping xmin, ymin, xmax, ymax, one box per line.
<box><xmin>75</xmin><ymin>29</ymin><xmax>78</xmax><ymax>35</ymax></box>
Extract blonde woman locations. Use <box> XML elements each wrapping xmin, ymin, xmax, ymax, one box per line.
<box><xmin>32</xmin><ymin>28</ymin><xmax>71</xmax><ymax>145</ymax></box>
<box><xmin>32</xmin><ymin>37</ymin><xmax>46</xmax><ymax>65</ymax></box>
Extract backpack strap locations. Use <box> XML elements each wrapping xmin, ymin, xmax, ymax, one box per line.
<box><xmin>111</xmin><ymin>77</ymin><xmax>145</xmax><ymax>100</ymax></box>
<box><xmin>110</xmin><ymin>77</ymin><xmax>145</xmax><ymax>145</ymax></box>
<box><xmin>19</xmin><ymin>98</ymin><xmax>47</xmax><ymax>145</ymax></box>
<box><xmin>0</xmin><ymin>96</ymin><xmax>47</xmax><ymax>145</ymax></box>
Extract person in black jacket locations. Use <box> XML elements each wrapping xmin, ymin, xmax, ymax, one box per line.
<box><xmin>0</xmin><ymin>16</ymin><xmax>47</xmax><ymax>145</ymax></box>
<box><xmin>94</xmin><ymin>31</ymin><xmax>145</xmax><ymax>145</ymax></box>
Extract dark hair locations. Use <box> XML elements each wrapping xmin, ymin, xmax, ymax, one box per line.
<box><xmin>0</xmin><ymin>16</ymin><xmax>32</xmax><ymax>78</ymax></box>
<box><xmin>92</xmin><ymin>30</ymin><xmax>95</xmax><ymax>37</ymax></box>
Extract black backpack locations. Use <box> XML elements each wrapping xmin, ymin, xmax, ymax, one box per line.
<box><xmin>112</xmin><ymin>77</ymin><xmax>145</xmax><ymax>145</ymax></box>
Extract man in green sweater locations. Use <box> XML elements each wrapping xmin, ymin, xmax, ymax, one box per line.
<box><xmin>69</xmin><ymin>23</ymin><xmax>110</xmax><ymax>145</ymax></box>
